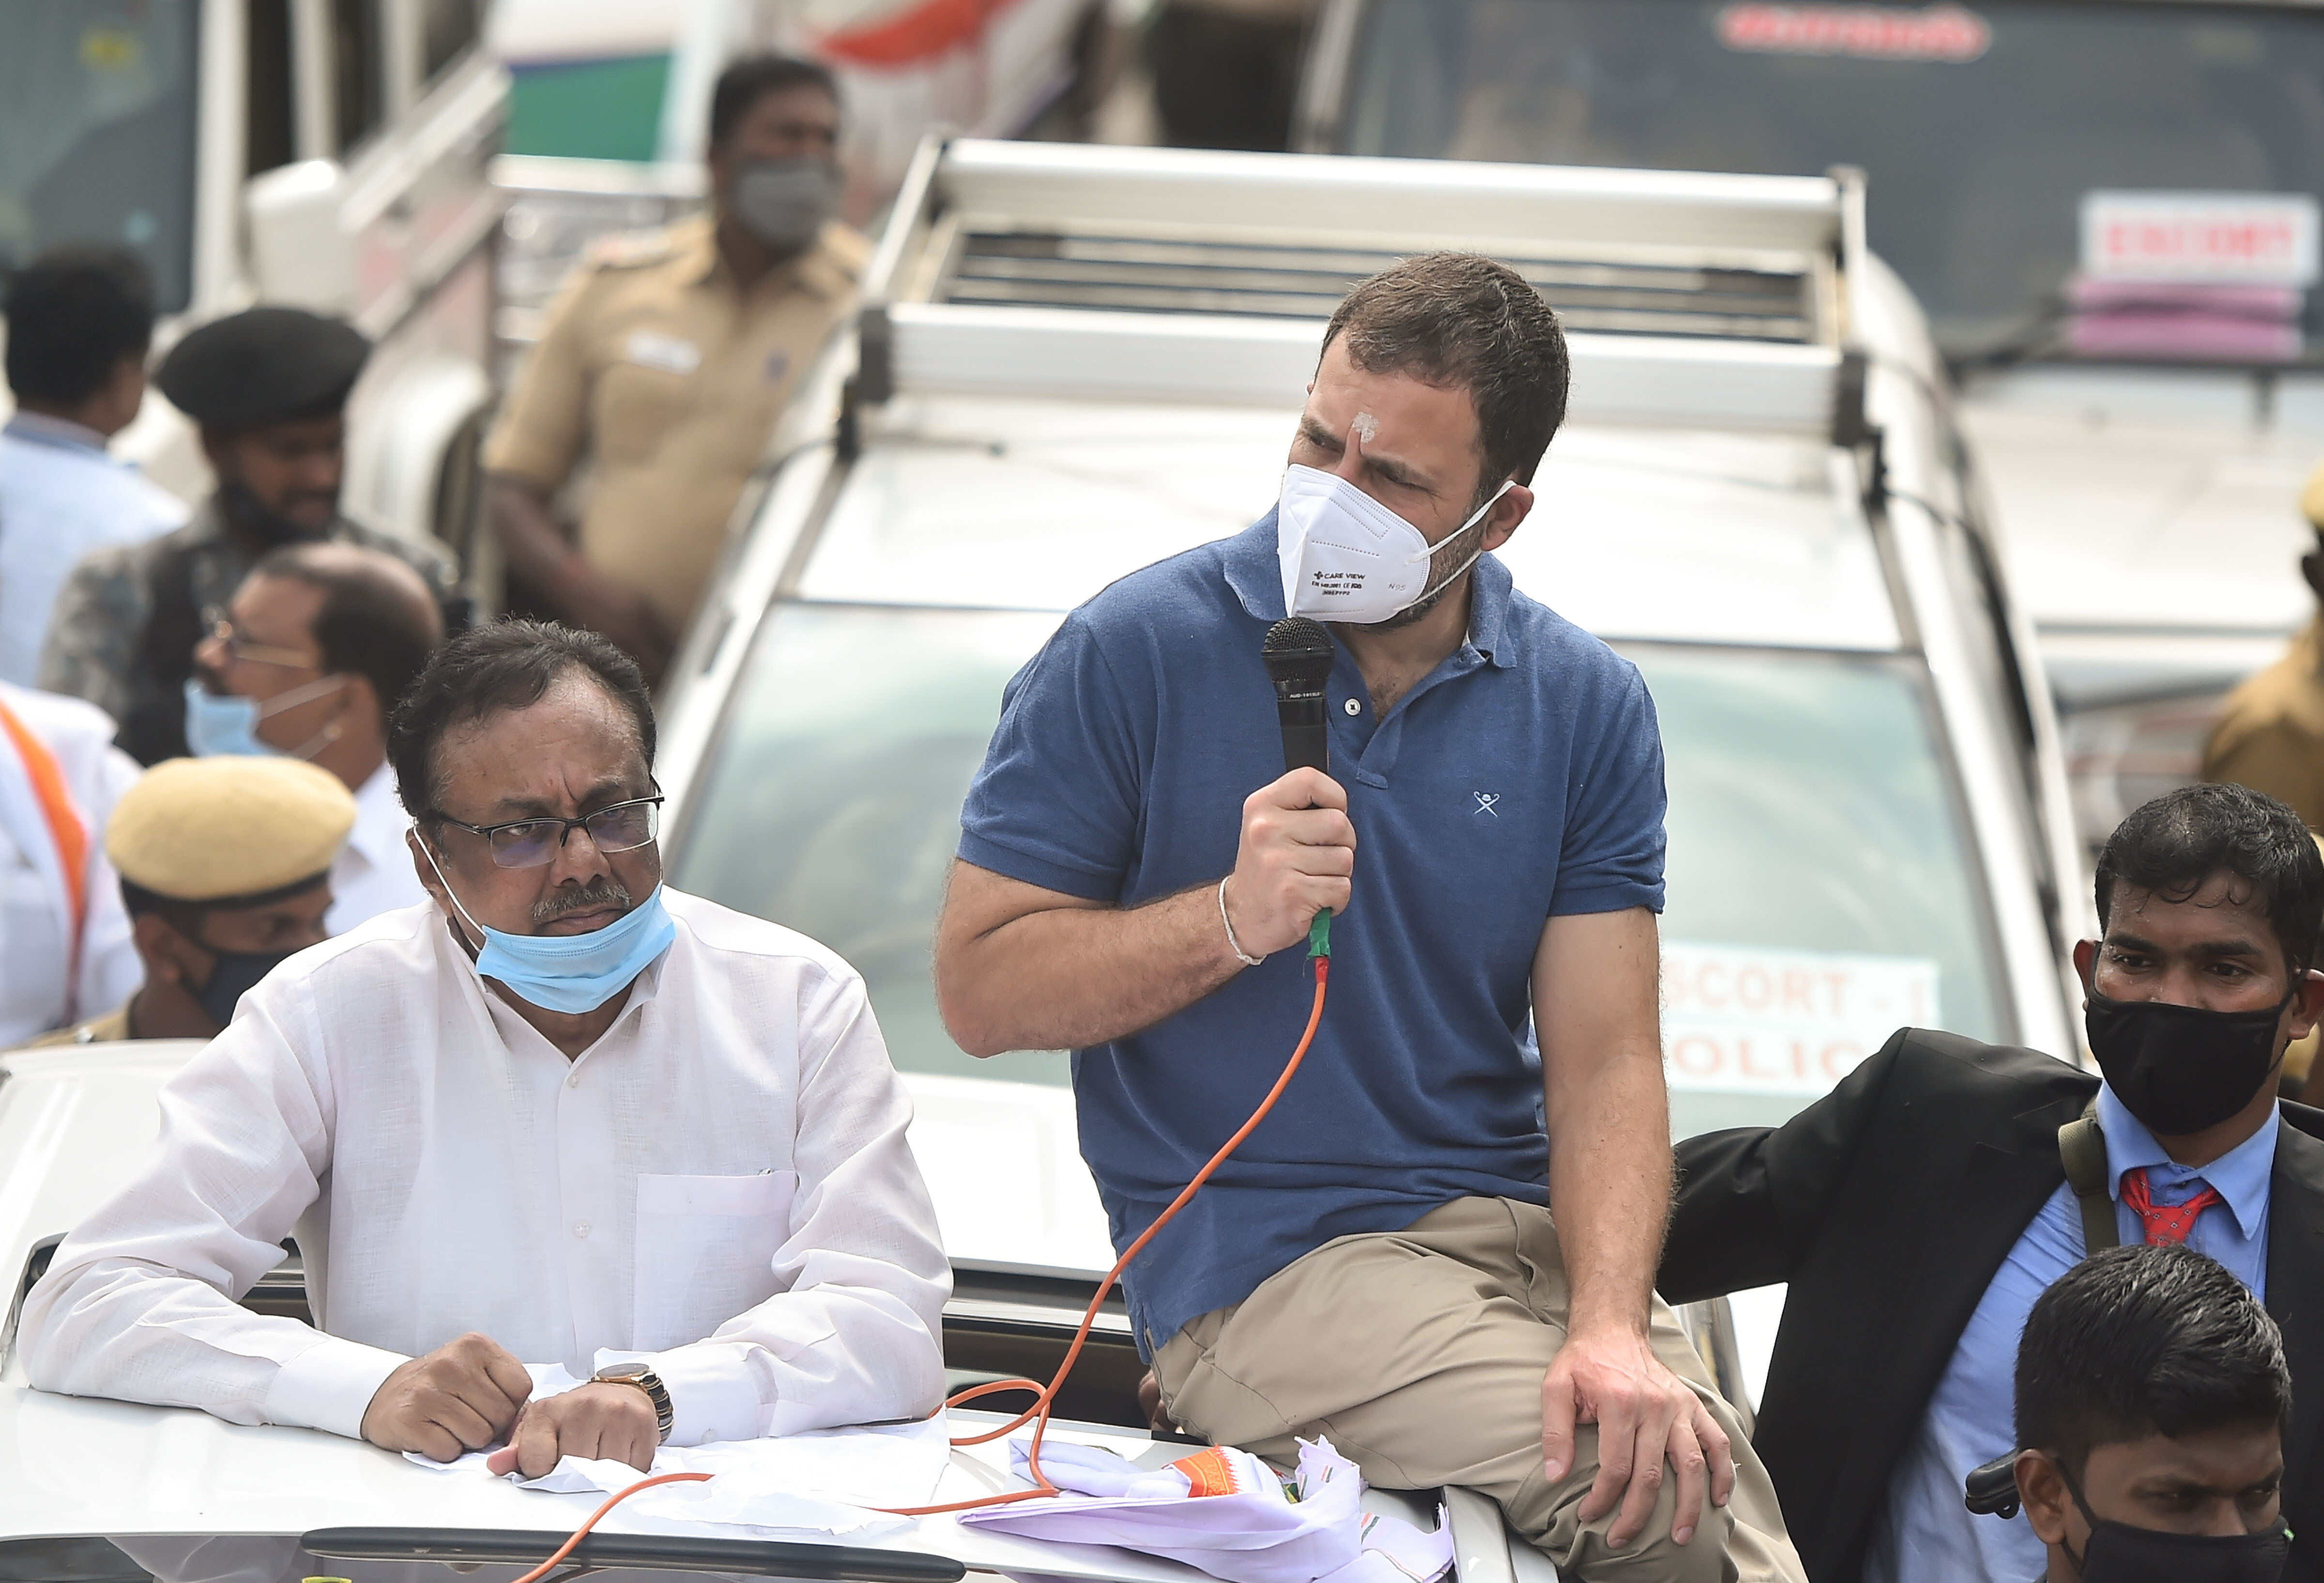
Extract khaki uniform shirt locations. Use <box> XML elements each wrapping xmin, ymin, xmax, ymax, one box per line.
<box><xmin>2202</xmin><ymin>618</ymin><xmax>2324</xmax><ymax>830</ymax></box>
<box><xmin>483</xmin><ymin>213</ymin><xmax>868</xmax><ymax>634</ymax></box>
<box><xmin>16</xmin><ymin>1004</ymin><xmax>132</xmax><ymax>1050</ymax></box>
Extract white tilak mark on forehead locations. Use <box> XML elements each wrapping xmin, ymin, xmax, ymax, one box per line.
<box><xmin>1350</xmin><ymin>410</ymin><xmax>1379</xmax><ymax>444</ymax></box>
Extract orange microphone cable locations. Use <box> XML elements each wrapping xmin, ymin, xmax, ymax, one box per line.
<box><xmin>513</xmin><ymin>946</ymin><xmax>1331</xmax><ymax>1557</ymax></box>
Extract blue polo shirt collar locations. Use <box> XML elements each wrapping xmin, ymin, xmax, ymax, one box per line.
<box><xmin>1224</xmin><ymin>510</ymin><xmax>1519</xmax><ymax>669</ymax></box>
<box><xmin>2096</xmin><ymin>1081</ymin><xmax>2277</xmax><ymax>1240</ymax></box>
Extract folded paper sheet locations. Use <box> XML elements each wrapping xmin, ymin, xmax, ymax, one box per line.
<box><xmin>957</xmin><ymin>1437</ymin><xmax>1454</xmax><ymax>1583</ymax></box>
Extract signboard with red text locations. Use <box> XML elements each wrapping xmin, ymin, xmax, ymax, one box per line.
<box><xmin>1661</xmin><ymin>941</ymin><xmax>1942</xmax><ymax>1096</ymax></box>
<box><xmin>1714</xmin><ymin>3</ymin><xmax>1991</xmax><ymax>63</ymax></box>
<box><xmin>2080</xmin><ymin>192</ymin><xmax>2321</xmax><ymax>287</ymax></box>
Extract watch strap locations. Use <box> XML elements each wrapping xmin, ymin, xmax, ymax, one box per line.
<box><xmin>594</xmin><ymin>1361</ymin><xmax>675</xmax><ymax>1443</ymax></box>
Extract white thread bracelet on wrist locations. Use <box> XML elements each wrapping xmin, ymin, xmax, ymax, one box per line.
<box><xmin>1219</xmin><ymin>876</ymin><xmax>1265</xmax><ymax>967</ymax></box>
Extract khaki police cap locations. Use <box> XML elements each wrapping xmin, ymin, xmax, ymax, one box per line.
<box><xmin>106</xmin><ymin>757</ymin><xmax>356</xmax><ymax>903</ymax></box>
<box><xmin>2304</xmin><ymin>458</ymin><xmax>2324</xmax><ymax>531</ymax></box>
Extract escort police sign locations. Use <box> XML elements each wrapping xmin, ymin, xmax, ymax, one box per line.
<box><xmin>1661</xmin><ymin>940</ymin><xmax>1941</xmax><ymax>1096</ymax></box>
<box><xmin>2080</xmin><ymin>191</ymin><xmax>2323</xmax><ymax>288</ymax></box>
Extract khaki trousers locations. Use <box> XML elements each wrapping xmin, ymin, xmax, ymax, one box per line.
<box><xmin>1152</xmin><ymin>1197</ymin><xmax>1805</xmax><ymax>1583</ymax></box>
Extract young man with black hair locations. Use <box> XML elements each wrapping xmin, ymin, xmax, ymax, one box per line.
<box><xmin>936</xmin><ymin>254</ymin><xmax>1804</xmax><ymax>1581</ymax></box>
<box><xmin>484</xmin><ymin>53</ymin><xmax>862</xmax><ymax>682</ymax></box>
<box><xmin>0</xmin><ymin>246</ymin><xmax>185</xmax><ymax>686</ymax></box>
<box><xmin>2011</xmin><ymin>1244</ymin><xmax>2290</xmax><ymax>1583</ymax></box>
<box><xmin>185</xmin><ymin>542</ymin><xmax>447</xmax><ymax>932</ymax></box>
<box><xmin>1660</xmin><ymin>781</ymin><xmax>2324</xmax><ymax>1583</ymax></box>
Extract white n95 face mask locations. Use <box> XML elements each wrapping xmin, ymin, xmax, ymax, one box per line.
<box><xmin>1276</xmin><ymin>464</ymin><xmax>1513</xmax><ymax>624</ymax></box>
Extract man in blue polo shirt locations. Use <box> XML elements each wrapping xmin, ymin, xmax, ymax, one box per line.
<box><xmin>935</xmin><ymin>254</ymin><xmax>1802</xmax><ymax>1582</ymax></box>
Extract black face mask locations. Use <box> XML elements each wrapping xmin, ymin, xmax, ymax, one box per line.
<box><xmin>195</xmin><ymin>947</ymin><xmax>297</xmax><ymax>1029</ymax></box>
<box><xmin>2084</xmin><ymin>989</ymin><xmax>2288</xmax><ymax>1135</ymax></box>
<box><xmin>2065</xmin><ymin>1472</ymin><xmax>2289</xmax><ymax>1583</ymax></box>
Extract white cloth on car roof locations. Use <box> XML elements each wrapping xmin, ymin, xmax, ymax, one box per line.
<box><xmin>959</xmin><ymin>1436</ymin><xmax>1455</xmax><ymax>1583</ymax></box>
<box><xmin>19</xmin><ymin>888</ymin><xmax>949</xmax><ymax>1447</ymax></box>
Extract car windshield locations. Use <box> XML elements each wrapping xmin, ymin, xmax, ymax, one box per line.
<box><xmin>672</xmin><ymin>605</ymin><xmax>2007</xmax><ymax>1136</ymax></box>
<box><xmin>0</xmin><ymin>0</ymin><xmax>201</xmax><ymax>313</ymax></box>
<box><xmin>1334</xmin><ymin>0</ymin><xmax>2324</xmax><ymax>358</ymax></box>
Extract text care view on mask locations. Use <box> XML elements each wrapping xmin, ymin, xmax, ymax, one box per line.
<box><xmin>1277</xmin><ymin>463</ymin><xmax>1514</xmax><ymax>625</ymax></box>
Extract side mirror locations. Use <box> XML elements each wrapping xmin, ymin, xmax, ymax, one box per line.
<box><xmin>244</xmin><ymin>159</ymin><xmax>355</xmax><ymax>313</ymax></box>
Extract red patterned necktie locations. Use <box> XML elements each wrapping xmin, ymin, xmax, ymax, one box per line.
<box><xmin>2119</xmin><ymin>1166</ymin><xmax>2223</xmax><ymax>1247</ymax></box>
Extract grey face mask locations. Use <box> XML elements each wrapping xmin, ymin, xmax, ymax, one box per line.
<box><xmin>729</xmin><ymin>158</ymin><xmax>840</xmax><ymax>254</ymax></box>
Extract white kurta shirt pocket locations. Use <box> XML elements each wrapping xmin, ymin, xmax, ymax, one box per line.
<box><xmin>632</xmin><ymin>1170</ymin><xmax>797</xmax><ymax>1351</ymax></box>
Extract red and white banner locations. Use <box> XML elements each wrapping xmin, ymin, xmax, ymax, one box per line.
<box><xmin>1715</xmin><ymin>3</ymin><xmax>1991</xmax><ymax>63</ymax></box>
<box><xmin>2079</xmin><ymin>192</ymin><xmax>2322</xmax><ymax>288</ymax></box>
<box><xmin>1661</xmin><ymin>941</ymin><xmax>1941</xmax><ymax>1096</ymax></box>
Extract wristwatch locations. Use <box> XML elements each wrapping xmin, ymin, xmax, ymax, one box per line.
<box><xmin>593</xmin><ymin>1360</ymin><xmax>675</xmax><ymax>1444</ymax></box>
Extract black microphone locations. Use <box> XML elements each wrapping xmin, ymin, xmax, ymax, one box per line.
<box><xmin>1262</xmin><ymin>617</ymin><xmax>1336</xmax><ymax>776</ymax></box>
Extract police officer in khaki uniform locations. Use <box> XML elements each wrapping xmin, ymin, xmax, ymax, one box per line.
<box><xmin>18</xmin><ymin>756</ymin><xmax>354</xmax><ymax>1048</ymax></box>
<box><xmin>2203</xmin><ymin>460</ymin><xmax>2324</xmax><ymax>829</ymax></box>
<box><xmin>483</xmin><ymin>55</ymin><xmax>865</xmax><ymax>684</ymax></box>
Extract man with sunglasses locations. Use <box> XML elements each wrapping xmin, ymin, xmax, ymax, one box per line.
<box><xmin>21</xmin><ymin>619</ymin><xmax>949</xmax><ymax>1476</ymax></box>
<box><xmin>186</xmin><ymin>542</ymin><xmax>444</xmax><ymax>932</ymax></box>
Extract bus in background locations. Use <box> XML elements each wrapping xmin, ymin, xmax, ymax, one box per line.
<box><xmin>0</xmin><ymin>0</ymin><xmax>506</xmax><ymax>562</ymax></box>
<box><xmin>1291</xmin><ymin>0</ymin><xmax>2324</xmax><ymax>853</ymax></box>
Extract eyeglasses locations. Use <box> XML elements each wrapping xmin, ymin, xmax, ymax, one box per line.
<box><xmin>434</xmin><ymin>795</ymin><xmax>664</xmax><ymax>869</ymax></box>
<box><xmin>201</xmin><ymin>605</ymin><xmax>318</xmax><ymax>670</ymax></box>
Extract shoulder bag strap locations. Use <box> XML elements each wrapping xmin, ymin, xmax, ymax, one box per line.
<box><xmin>2058</xmin><ymin>1100</ymin><xmax>2119</xmax><ymax>1255</ymax></box>
<box><xmin>0</xmin><ymin>694</ymin><xmax>90</xmax><ymax>1018</ymax></box>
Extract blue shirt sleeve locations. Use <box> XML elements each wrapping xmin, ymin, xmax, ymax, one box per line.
<box><xmin>957</xmin><ymin>610</ymin><xmax>1150</xmax><ymax>902</ymax></box>
<box><xmin>1548</xmin><ymin>661</ymin><xmax>1668</xmax><ymax>916</ymax></box>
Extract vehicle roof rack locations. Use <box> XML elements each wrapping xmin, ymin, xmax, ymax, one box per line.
<box><xmin>856</xmin><ymin>137</ymin><xmax>1869</xmax><ymax>441</ymax></box>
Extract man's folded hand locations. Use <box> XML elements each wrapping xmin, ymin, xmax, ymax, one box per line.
<box><xmin>360</xmin><ymin>1331</ymin><xmax>533</xmax><ymax>1461</ymax></box>
<box><xmin>486</xmin><ymin>1381</ymin><xmax>660</xmax><ymax>1478</ymax></box>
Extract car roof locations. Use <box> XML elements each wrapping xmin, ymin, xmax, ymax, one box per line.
<box><xmin>801</xmin><ymin>396</ymin><xmax>1899</xmax><ymax>652</ymax></box>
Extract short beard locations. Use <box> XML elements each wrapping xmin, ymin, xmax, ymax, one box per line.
<box><xmin>1366</xmin><ymin>500</ymin><xmax>1495</xmax><ymax>631</ymax></box>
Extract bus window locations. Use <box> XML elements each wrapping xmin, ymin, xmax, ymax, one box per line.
<box><xmin>0</xmin><ymin>0</ymin><xmax>201</xmax><ymax>313</ymax></box>
<box><xmin>333</xmin><ymin>0</ymin><xmax>385</xmax><ymax>153</ymax></box>
<box><xmin>423</xmin><ymin>0</ymin><xmax>481</xmax><ymax>84</ymax></box>
<box><xmin>248</xmin><ymin>0</ymin><xmax>295</xmax><ymax>176</ymax></box>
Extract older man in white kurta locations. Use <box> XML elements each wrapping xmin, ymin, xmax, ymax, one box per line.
<box><xmin>20</xmin><ymin>620</ymin><xmax>948</xmax><ymax>1467</ymax></box>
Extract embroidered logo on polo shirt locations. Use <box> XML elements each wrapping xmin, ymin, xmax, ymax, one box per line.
<box><xmin>1473</xmin><ymin>792</ymin><xmax>1501</xmax><ymax>817</ymax></box>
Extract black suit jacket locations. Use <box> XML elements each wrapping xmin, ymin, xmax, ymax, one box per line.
<box><xmin>1659</xmin><ymin>1028</ymin><xmax>2324</xmax><ymax>1583</ymax></box>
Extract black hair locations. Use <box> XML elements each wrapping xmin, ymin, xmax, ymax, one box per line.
<box><xmin>3</xmin><ymin>246</ymin><xmax>154</xmax><ymax>407</ymax></box>
<box><xmin>1320</xmin><ymin>252</ymin><xmax>1571</xmax><ymax>505</ymax></box>
<box><xmin>251</xmin><ymin>543</ymin><xmax>444</xmax><ymax>717</ymax></box>
<box><xmin>387</xmin><ymin>618</ymin><xmax>655</xmax><ymax>822</ymax></box>
<box><xmin>120</xmin><ymin>871</ymin><xmax>329</xmax><ymax>932</ymax></box>
<box><xmin>2017</xmin><ymin>1244</ymin><xmax>2289</xmax><ymax>1486</ymax></box>
<box><xmin>2096</xmin><ymin>783</ymin><xmax>2324</xmax><ymax>974</ymax></box>
<box><xmin>708</xmin><ymin>53</ymin><xmax>839</xmax><ymax>148</ymax></box>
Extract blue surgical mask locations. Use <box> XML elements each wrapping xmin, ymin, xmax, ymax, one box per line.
<box><xmin>183</xmin><ymin>677</ymin><xmax>346</xmax><ymax>759</ymax></box>
<box><xmin>417</xmin><ymin>836</ymin><xmax>675</xmax><ymax>1014</ymax></box>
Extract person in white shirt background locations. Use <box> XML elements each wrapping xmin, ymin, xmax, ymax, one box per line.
<box><xmin>21</xmin><ymin>618</ymin><xmax>949</xmax><ymax>1477</ymax></box>
<box><xmin>0</xmin><ymin>679</ymin><xmax>140</xmax><ymax>1043</ymax></box>
<box><xmin>0</xmin><ymin>248</ymin><xmax>188</xmax><ymax>685</ymax></box>
<box><xmin>185</xmin><ymin>541</ymin><xmax>443</xmax><ymax>932</ymax></box>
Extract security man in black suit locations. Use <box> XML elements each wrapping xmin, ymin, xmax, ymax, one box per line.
<box><xmin>1661</xmin><ymin>782</ymin><xmax>2324</xmax><ymax>1583</ymax></box>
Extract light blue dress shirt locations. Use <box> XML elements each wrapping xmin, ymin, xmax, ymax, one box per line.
<box><xmin>0</xmin><ymin>412</ymin><xmax>185</xmax><ymax>686</ymax></box>
<box><xmin>1862</xmin><ymin>1083</ymin><xmax>2278</xmax><ymax>1583</ymax></box>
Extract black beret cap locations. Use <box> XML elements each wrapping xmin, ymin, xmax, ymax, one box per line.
<box><xmin>154</xmin><ymin>305</ymin><xmax>370</xmax><ymax>430</ymax></box>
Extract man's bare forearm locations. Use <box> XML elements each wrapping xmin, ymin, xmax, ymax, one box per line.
<box><xmin>1547</xmin><ymin>1045</ymin><xmax>1672</xmax><ymax>1335</ymax></box>
<box><xmin>936</xmin><ymin>868</ymin><xmax>1245</xmax><ymax>1055</ymax></box>
<box><xmin>486</xmin><ymin>475</ymin><xmax>582</xmax><ymax>606</ymax></box>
